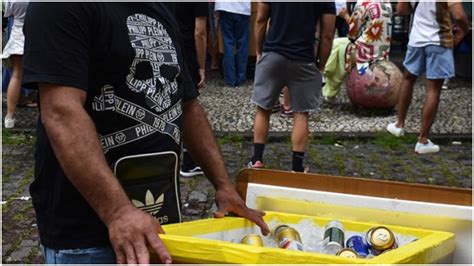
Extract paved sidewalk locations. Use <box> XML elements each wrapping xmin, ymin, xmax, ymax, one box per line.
<box><xmin>1</xmin><ymin>72</ymin><xmax>472</xmax><ymax>263</ymax></box>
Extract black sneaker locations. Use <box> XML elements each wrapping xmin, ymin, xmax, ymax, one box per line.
<box><xmin>180</xmin><ymin>166</ymin><xmax>204</xmax><ymax>177</ymax></box>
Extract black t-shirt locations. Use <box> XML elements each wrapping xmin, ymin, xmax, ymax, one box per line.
<box><xmin>22</xmin><ymin>3</ymin><xmax>198</xmax><ymax>249</ymax></box>
<box><xmin>263</xmin><ymin>2</ymin><xmax>336</xmax><ymax>62</ymax></box>
<box><xmin>171</xmin><ymin>2</ymin><xmax>208</xmax><ymax>84</ymax></box>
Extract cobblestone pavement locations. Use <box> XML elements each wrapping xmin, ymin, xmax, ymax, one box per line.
<box><xmin>201</xmin><ymin>72</ymin><xmax>472</xmax><ymax>134</ymax></box>
<box><xmin>1</xmin><ymin>72</ymin><xmax>472</xmax><ymax>263</ymax></box>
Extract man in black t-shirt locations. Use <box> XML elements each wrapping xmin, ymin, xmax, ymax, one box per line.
<box><xmin>249</xmin><ymin>2</ymin><xmax>336</xmax><ymax>172</ymax></box>
<box><xmin>22</xmin><ymin>3</ymin><xmax>269</xmax><ymax>264</ymax></box>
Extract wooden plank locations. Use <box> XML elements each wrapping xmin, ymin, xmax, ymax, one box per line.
<box><xmin>236</xmin><ymin>169</ymin><xmax>472</xmax><ymax>206</ymax></box>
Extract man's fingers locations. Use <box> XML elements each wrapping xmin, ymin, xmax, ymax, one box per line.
<box><xmin>124</xmin><ymin>244</ymin><xmax>137</xmax><ymax>265</ymax></box>
<box><xmin>135</xmin><ymin>238</ymin><xmax>150</xmax><ymax>265</ymax></box>
<box><xmin>146</xmin><ymin>231</ymin><xmax>172</xmax><ymax>264</ymax></box>
<box><xmin>244</xmin><ymin>209</ymin><xmax>270</xmax><ymax>236</ymax></box>
<box><xmin>257</xmin><ymin>220</ymin><xmax>271</xmax><ymax>236</ymax></box>
<box><xmin>254</xmin><ymin>218</ymin><xmax>271</xmax><ymax>236</ymax></box>
<box><xmin>113</xmin><ymin>245</ymin><xmax>126</xmax><ymax>264</ymax></box>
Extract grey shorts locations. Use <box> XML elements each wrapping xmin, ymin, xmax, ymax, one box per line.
<box><xmin>251</xmin><ymin>52</ymin><xmax>322</xmax><ymax>112</ymax></box>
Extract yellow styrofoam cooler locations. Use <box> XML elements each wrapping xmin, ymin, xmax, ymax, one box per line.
<box><xmin>159</xmin><ymin>211</ymin><xmax>454</xmax><ymax>264</ymax></box>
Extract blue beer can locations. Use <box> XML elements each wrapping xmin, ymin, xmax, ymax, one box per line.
<box><xmin>346</xmin><ymin>235</ymin><xmax>369</xmax><ymax>257</ymax></box>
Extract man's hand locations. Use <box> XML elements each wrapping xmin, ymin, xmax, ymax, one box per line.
<box><xmin>449</xmin><ymin>3</ymin><xmax>470</xmax><ymax>47</ymax></box>
<box><xmin>107</xmin><ymin>204</ymin><xmax>172</xmax><ymax>264</ymax></box>
<box><xmin>181</xmin><ymin>100</ymin><xmax>270</xmax><ymax>235</ymax></box>
<box><xmin>213</xmin><ymin>187</ymin><xmax>270</xmax><ymax>236</ymax></box>
<box><xmin>197</xmin><ymin>69</ymin><xmax>206</xmax><ymax>89</ymax></box>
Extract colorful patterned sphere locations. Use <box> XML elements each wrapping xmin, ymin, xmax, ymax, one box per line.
<box><xmin>346</xmin><ymin>60</ymin><xmax>402</xmax><ymax>109</ymax></box>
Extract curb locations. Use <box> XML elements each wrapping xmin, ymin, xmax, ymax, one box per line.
<box><xmin>214</xmin><ymin>131</ymin><xmax>472</xmax><ymax>144</ymax></box>
<box><xmin>6</xmin><ymin>129</ymin><xmax>472</xmax><ymax>145</ymax></box>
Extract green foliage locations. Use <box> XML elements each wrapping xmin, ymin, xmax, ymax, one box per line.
<box><xmin>308</xmin><ymin>147</ymin><xmax>323</xmax><ymax>169</ymax></box>
<box><xmin>2</xmin><ymin>130</ymin><xmax>36</xmax><ymax>146</ymax></box>
<box><xmin>316</xmin><ymin>135</ymin><xmax>338</xmax><ymax>145</ymax></box>
<box><xmin>371</xmin><ymin>132</ymin><xmax>417</xmax><ymax>149</ymax></box>
<box><xmin>218</xmin><ymin>134</ymin><xmax>244</xmax><ymax>145</ymax></box>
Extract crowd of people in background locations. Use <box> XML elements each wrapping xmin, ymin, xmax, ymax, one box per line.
<box><xmin>0</xmin><ymin>1</ymin><xmax>471</xmax><ymax>263</ymax></box>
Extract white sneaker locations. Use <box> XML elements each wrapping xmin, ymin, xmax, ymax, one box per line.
<box><xmin>415</xmin><ymin>139</ymin><xmax>440</xmax><ymax>154</ymax></box>
<box><xmin>441</xmin><ymin>79</ymin><xmax>449</xmax><ymax>90</ymax></box>
<box><xmin>386</xmin><ymin>122</ymin><xmax>404</xmax><ymax>137</ymax></box>
<box><xmin>4</xmin><ymin>116</ymin><xmax>15</xmax><ymax>128</ymax></box>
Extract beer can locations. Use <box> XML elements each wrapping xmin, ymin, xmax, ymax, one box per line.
<box><xmin>346</xmin><ymin>234</ymin><xmax>369</xmax><ymax>257</ymax></box>
<box><xmin>365</xmin><ymin>226</ymin><xmax>397</xmax><ymax>255</ymax></box>
<box><xmin>336</xmin><ymin>248</ymin><xmax>359</xmax><ymax>258</ymax></box>
<box><xmin>323</xmin><ymin>220</ymin><xmax>345</xmax><ymax>254</ymax></box>
<box><xmin>241</xmin><ymin>234</ymin><xmax>264</xmax><ymax>247</ymax></box>
<box><xmin>274</xmin><ymin>225</ymin><xmax>304</xmax><ymax>251</ymax></box>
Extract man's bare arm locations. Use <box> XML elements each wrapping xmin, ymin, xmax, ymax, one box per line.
<box><xmin>396</xmin><ymin>1</ymin><xmax>413</xmax><ymax>16</ymax></box>
<box><xmin>449</xmin><ymin>2</ymin><xmax>470</xmax><ymax>46</ymax></box>
<box><xmin>195</xmin><ymin>16</ymin><xmax>207</xmax><ymax>89</ymax></box>
<box><xmin>182</xmin><ymin>99</ymin><xmax>270</xmax><ymax>235</ymax></box>
<box><xmin>317</xmin><ymin>13</ymin><xmax>336</xmax><ymax>70</ymax></box>
<box><xmin>255</xmin><ymin>2</ymin><xmax>270</xmax><ymax>60</ymax></box>
<box><xmin>39</xmin><ymin>84</ymin><xmax>171</xmax><ymax>264</ymax></box>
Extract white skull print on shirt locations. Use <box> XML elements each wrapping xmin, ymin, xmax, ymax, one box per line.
<box><xmin>92</xmin><ymin>13</ymin><xmax>184</xmax><ymax>153</ymax></box>
<box><xmin>126</xmin><ymin>13</ymin><xmax>179</xmax><ymax>113</ymax></box>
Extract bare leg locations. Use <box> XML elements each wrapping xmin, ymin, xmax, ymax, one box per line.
<box><xmin>419</xmin><ymin>79</ymin><xmax>443</xmax><ymax>144</ymax></box>
<box><xmin>253</xmin><ymin>106</ymin><xmax>271</xmax><ymax>144</ymax></box>
<box><xmin>6</xmin><ymin>55</ymin><xmax>23</xmax><ymax>119</ymax></box>
<box><xmin>291</xmin><ymin>112</ymin><xmax>309</xmax><ymax>152</ymax></box>
<box><xmin>395</xmin><ymin>70</ymin><xmax>417</xmax><ymax>128</ymax></box>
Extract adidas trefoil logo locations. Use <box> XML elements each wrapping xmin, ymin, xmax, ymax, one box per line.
<box><xmin>132</xmin><ymin>190</ymin><xmax>164</xmax><ymax>216</ymax></box>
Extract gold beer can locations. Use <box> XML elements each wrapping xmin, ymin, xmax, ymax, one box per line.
<box><xmin>240</xmin><ymin>234</ymin><xmax>264</xmax><ymax>247</ymax></box>
<box><xmin>336</xmin><ymin>248</ymin><xmax>359</xmax><ymax>258</ymax></box>
<box><xmin>367</xmin><ymin>226</ymin><xmax>397</xmax><ymax>252</ymax></box>
<box><xmin>274</xmin><ymin>225</ymin><xmax>303</xmax><ymax>251</ymax></box>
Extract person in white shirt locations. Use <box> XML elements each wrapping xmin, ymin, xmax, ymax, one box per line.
<box><xmin>214</xmin><ymin>1</ymin><xmax>251</xmax><ymax>87</ymax></box>
<box><xmin>387</xmin><ymin>1</ymin><xmax>469</xmax><ymax>154</ymax></box>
